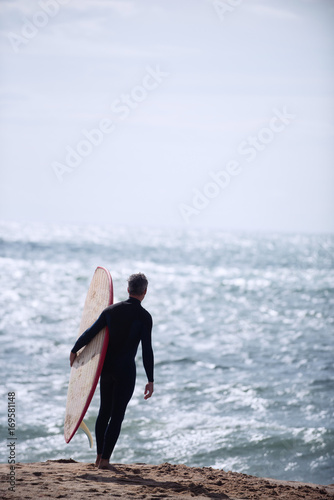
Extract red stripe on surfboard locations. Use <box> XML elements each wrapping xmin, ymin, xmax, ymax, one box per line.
<box><xmin>65</xmin><ymin>266</ymin><xmax>113</xmax><ymax>444</ymax></box>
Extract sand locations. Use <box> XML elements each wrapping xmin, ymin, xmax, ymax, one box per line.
<box><xmin>1</xmin><ymin>459</ymin><xmax>333</xmax><ymax>500</ymax></box>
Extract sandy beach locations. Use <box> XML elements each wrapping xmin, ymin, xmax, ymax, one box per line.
<box><xmin>1</xmin><ymin>459</ymin><xmax>333</xmax><ymax>500</ymax></box>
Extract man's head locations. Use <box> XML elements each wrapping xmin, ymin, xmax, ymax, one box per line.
<box><xmin>127</xmin><ymin>273</ymin><xmax>148</xmax><ymax>300</ymax></box>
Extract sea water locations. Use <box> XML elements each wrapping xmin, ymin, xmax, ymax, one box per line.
<box><xmin>0</xmin><ymin>220</ymin><xmax>333</xmax><ymax>485</ymax></box>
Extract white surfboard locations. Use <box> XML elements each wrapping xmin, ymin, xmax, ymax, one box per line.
<box><xmin>64</xmin><ymin>266</ymin><xmax>113</xmax><ymax>444</ymax></box>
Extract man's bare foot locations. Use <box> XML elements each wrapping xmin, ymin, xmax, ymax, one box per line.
<box><xmin>98</xmin><ymin>458</ymin><xmax>114</xmax><ymax>470</ymax></box>
<box><xmin>95</xmin><ymin>454</ymin><xmax>102</xmax><ymax>467</ymax></box>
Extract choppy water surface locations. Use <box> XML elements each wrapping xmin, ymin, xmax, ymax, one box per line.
<box><xmin>0</xmin><ymin>221</ymin><xmax>333</xmax><ymax>485</ymax></box>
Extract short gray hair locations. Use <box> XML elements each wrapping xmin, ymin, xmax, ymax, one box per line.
<box><xmin>128</xmin><ymin>273</ymin><xmax>148</xmax><ymax>295</ymax></box>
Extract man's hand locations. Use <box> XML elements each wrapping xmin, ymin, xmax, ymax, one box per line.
<box><xmin>70</xmin><ymin>351</ymin><xmax>77</xmax><ymax>367</ymax></box>
<box><xmin>144</xmin><ymin>382</ymin><xmax>154</xmax><ymax>400</ymax></box>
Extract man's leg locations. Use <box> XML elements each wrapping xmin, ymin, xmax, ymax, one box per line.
<box><xmin>99</xmin><ymin>368</ymin><xmax>135</xmax><ymax>469</ymax></box>
<box><xmin>95</xmin><ymin>373</ymin><xmax>114</xmax><ymax>466</ymax></box>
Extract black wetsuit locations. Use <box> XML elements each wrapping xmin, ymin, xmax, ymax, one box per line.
<box><xmin>71</xmin><ymin>296</ymin><xmax>154</xmax><ymax>460</ymax></box>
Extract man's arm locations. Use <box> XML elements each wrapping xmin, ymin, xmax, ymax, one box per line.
<box><xmin>141</xmin><ymin>314</ymin><xmax>154</xmax><ymax>398</ymax></box>
<box><xmin>69</xmin><ymin>311</ymin><xmax>107</xmax><ymax>366</ymax></box>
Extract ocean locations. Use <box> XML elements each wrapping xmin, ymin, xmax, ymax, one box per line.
<box><xmin>0</xmin><ymin>220</ymin><xmax>333</xmax><ymax>485</ymax></box>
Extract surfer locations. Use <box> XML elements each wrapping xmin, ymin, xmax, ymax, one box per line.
<box><xmin>69</xmin><ymin>273</ymin><xmax>154</xmax><ymax>470</ymax></box>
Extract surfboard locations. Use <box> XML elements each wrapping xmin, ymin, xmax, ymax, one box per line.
<box><xmin>64</xmin><ymin>266</ymin><xmax>113</xmax><ymax>444</ymax></box>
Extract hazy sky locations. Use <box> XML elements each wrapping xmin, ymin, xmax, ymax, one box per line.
<box><xmin>1</xmin><ymin>0</ymin><xmax>333</xmax><ymax>233</ymax></box>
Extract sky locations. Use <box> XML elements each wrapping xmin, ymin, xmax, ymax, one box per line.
<box><xmin>0</xmin><ymin>0</ymin><xmax>333</xmax><ymax>233</ymax></box>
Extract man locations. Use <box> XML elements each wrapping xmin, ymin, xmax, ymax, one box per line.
<box><xmin>69</xmin><ymin>273</ymin><xmax>154</xmax><ymax>470</ymax></box>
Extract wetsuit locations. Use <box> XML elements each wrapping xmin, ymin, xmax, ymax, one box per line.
<box><xmin>71</xmin><ymin>296</ymin><xmax>154</xmax><ymax>460</ymax></box>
